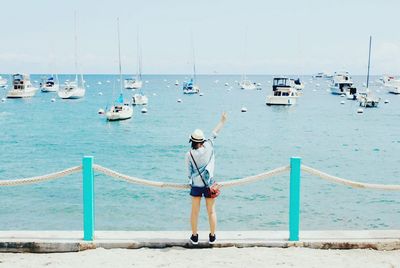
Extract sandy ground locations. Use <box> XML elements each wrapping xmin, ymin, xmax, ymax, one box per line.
<box><xmin>0</xmin><ymin>247</ymin><xmax>399</xmax><ymax>268</ymax></box>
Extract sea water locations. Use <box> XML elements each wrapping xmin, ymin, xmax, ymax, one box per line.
<box><xmin>0</xmin><ymin>74</ymin><xmax>399</xmax><ymax>231</ymax></box>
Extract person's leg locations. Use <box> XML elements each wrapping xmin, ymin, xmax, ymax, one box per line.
<box><xmin>205</xmin><ymin>198</ymin><xmax>216</xmax><ymax>235</ymax></box>
<box><xmin>191</xmin><ymin>196</ymin><xmax>201</xmax><ymax>235</ymax></box>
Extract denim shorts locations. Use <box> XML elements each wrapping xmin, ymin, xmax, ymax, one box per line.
<box><xmin>190</xmin><ymin>186</ymin><xmax>211</xmax><ymax>198</ymax></box>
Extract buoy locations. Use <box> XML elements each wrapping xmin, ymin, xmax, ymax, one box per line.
<box><xmin>313</xmin><ymin>89</ymin><xmax>317</xmax><ymax>92</ymax></box>
<box><xmin>225</xmin><ymin>83</ymin><xmax>229</xmax><ymax>86</ymax></box>
<box><xmin>98</xmin><ymin>108</ymin><xmax>105</xmax><ymax>114</ymax></box>
<box><xmin>98</xmin><ymin>92</ymin><xmax>103</xmax><ymax>96</ymax></box>
<box><xmin>357</xmin><ymin>108</ymin><xmax>364</xmax><ymax>114</ymax></box>
<box><xmin>145</xmin><ymin>80</ymin><xmax>149</xmax><ymax>83</ymax></box>
<box><xmin>340</xmin><ymin>94</ymin><xmax>345</xmax><ymax>97</ymax></box>
<box><xmin>384</xmin><ymin>99</ymin><xmax>389</xmax><ymax>104</ymax></box>
<box><xmin>106</xmin><ymin>80</ymin><xmax>111</xmax><ymax>83</ymax></box>
<box><xmin>87</xmin><ymin>85</ymin><xmax>90</xmax><ymax>88</ymax></box>
<box><xmin>141</xmin><ymin>107</ymin><xmax>148</xmax><ymax>113</ymax></box>
<box><xmin>153</xmin><ymin>93</ymin><xmax>157</xmax><ymax>96</ymax></box>
<box><xmin>316</xmin><ymin>83</ymin><xmax>320</xmax><ymax>87</ymax></box>
<box><xmin>97</xmin><ymin>81</ymin><xmax>102</xmax><ymax>85</ymax></box>
<box><xmin>340</xmin><ymin>101</ymin><xmax>345</xmax><ymax>104</ymax></box>
<box><xmin>241</xmin><ymin>107</ymin><xmax>247</xmax><ymax>112</ymax></box>
<box><xmin>227</xmin><ymin>88</ymin><xmax>231</xmax><ymax>91</ymax></box>
<box><xmin>177</xmin><ymin>98</ymin><xmax>182</xmax><ymax>103</ymax></box>
<box><xmin>257</xmin><ymin>83</ymin><xmax>262</xmax><ymax>86</ymax></box>
<box><xmin>51</xmin><ymin>98</ymin><xmax>56</xmax><ymax>102</ymax></box>
<box><xmin>199</xmin><ymin>93</ymin><xmax>204</xmax><ymax>96</ymax></box>
<box><xmin>167</xmin><ymin>85</ymin><xmax>170</xmax><ymax>88</ymax></box>
<box><xmin>1</xmin><ymin>98</ymin><xmax>6</xmax><ymax>102</ymax></box>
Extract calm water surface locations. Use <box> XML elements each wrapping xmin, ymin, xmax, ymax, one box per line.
<box><xmin>1</xmin><ymin>74</ymin><xmax>399</xmax><ymax>231</ymax></box>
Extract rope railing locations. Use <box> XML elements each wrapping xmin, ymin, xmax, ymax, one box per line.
<box><xmin>0</xmin><ymin>166</ymin><xmax>82</xmax><ymax>187</ymax></box>
<box><xmin>301</xmin><ymin>165</ymin><xmax>400</xmax><ymax>191</ymax></box>
<box><xmin>93</xmin><ymin>164</ymin><xmax>290</xmax><ymax>189</ymax></box>
<box><xmin>1</xmin><ymin>156</ymin><xmax>400</xmax><ymax>243</ymax></box>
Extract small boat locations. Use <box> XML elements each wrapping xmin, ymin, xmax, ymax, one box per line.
<box><xmin>124</xmin><ymin>32</ymin><xmax>143</xmax><ymax>90</ymax></box>
<box><xmin>175</xmin><ymin>80</ymin><xmax>179</xmax><ymax>86</ymax></box>
<box><xmin>330</xmin><ymin>71</ymin><xmax>356</xmax><ymax>96</ymax></box>
<box><xmin>313</xmin><ymin>72</ymin><xmax>333</xmax><ymax>79</ymax></box>
<box><xmin>106</xmin><ymin>98</ymin><xmax>133</xmax><ymax>121</ymax></box>
<box><xmin>132</xmin><ymin>93</ymin><xmax>148</xmax><ymax>105</ymax></box>
<box><xmin>0</xmin><ymin>76</ymin><xmax>7</xmax><ymax>88</ymax></box>
<box><xmin>358</xmin><ymin>36</ymin><xmax>380</xmax><ymax>108</ymax></box>
<box><xmin>58</xmin><ymin>80</ymin><xmax>85</xmax><ymax>99</ymax></box>
<box><xmin>58</xmin><ymin>12</ymin><xmax>85</xmax><ymax>99</ymax></box>
<box><xmin>266</xmin><ymin>77</ymin><xmax>299</xmax><ymax>106</ymax></box>
<box><xmin>239</xmin><ymin>79</ymin><xmax>257</xmax><ymax>90</ymax></box>
<box><xmin>106</xmin><ymin>18</ymin><xmax>133</xmax><ymax>121</ymax></box>
<box><xmin>183</xmin><ymin>78</ymin><xmax>199</xmax><ymax>94</ymax></box>
<box><xmin>183</xmin><ymin>34</ymin><xmax>200</xmax><ymax>95</ymax></box>
<box><xmin>291</xmin><ymin>78</ymin><xmax>304</xmax><ymax>90</ymax></box>
<box><xmin>124</xmin><ymin>78</ymin><xmax>142</xmax><ymax>89</ymax></box>
<box><xmin>40</xmin><ymin>75</ymin><xmax>59</xmax><ymax>92</ymax></box>
<box><xmin>6</xmin><ymin>74</ymin><xmax>38</xmax><ymax>98</ymax></box>
<box><xmin>388</xmin><ymin>87</ymin><xmax>400</xmax><ymax>94</ymax></box>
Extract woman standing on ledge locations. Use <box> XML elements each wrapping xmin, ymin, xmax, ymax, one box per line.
<box><xmin>185</xmin><ymin>112</ymin><xmax>227</xmax><ymax>245</ymax></box>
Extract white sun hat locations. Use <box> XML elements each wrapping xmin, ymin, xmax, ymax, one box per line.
<box><xmin>190</xmin><ymin>129</ymin><xmax>205</xmax><ymax>143</ymax></box>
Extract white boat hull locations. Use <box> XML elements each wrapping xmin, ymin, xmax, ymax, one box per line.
<box><xmin>266</xmin><ymin>96</ymin><xmax>297</xmax><ymax>105</ymax></box>
<box><xmin>124</xmin><ymin>80</ymin><xmax>142</xmax><ymax>89</ymax></box>
<box><xmin>41</xmin><ymin>84</ymin><xmax>59</xmax><ymax>92</ymax></box>
<box><xmin>240</xmin><ymin>80</ymin><xmax>257</xmax><ymax>90</ymax></box>
<box><xmin>58</xmin><ymin>86</ymin><xmax>85</xmax><ymax>99</ymax></box>
<box><xmin>7</xmin><ymin>87</ymin><xmax>37</xmax><ymax>98</ymax></box>
<box><xmin>183</xmin><ymin>85</ymin><xmax>200</xmax><ymax>94</ymax></box>
<box><xmin>132</xmin><ymin>94</ymin><xmax>148</xmax><ymax>105</ymax></box>
<box><xmin>106</xmin><ymin>105</ymin><xmax>133</xmax><ymax>121</ymax></box>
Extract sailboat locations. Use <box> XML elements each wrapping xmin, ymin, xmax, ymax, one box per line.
<box><xmin>58</xmin><ymin>12</ymin><xmax>85</xmax><ymax>99</ymax></box>
<box><xmin>131</xmin><ymin>32</ymin><xmax>148</xmax><ymax>105</ymax></box>
<box><xmin>182</xmin><ymin>34</ymin><xmax>200</xmax><ymax>94</ymax></box>
<box><xmin>40</xmin><ymin>74</ymin><xmax>60</xmax><ymax>92</ymax></box>
<box><xmin>124</xmin><ymin>32</ymin><xmax>143</xmax><ymax>90</ymax></box>
<box><xmin>106</xmin><ymin>18</ymin><xmax>133</xmax><ymax>121</ymax></box>
<box><xmin>358</xmin><ymin>36</ymin><xmax>380</xmax><ymax>108</ymax></box>
<box><xmin>239</xmin><ymin>29</ymin><xmax>257</xmax><ymax>90</ymax></box>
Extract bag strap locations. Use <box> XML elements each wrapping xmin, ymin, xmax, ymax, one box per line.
<box><xmin>190</xmin><ymin>151</ymin><xmax>208</xmax><ymax>187</ymax></box>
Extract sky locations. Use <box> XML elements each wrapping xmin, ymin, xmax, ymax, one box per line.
<box><xmin>0</xmin><ymin>0</ymin><xmax>399</xmax><ymax>75</ymax></box>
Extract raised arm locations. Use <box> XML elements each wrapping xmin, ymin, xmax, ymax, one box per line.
<box><xmin>212</xmin><ymin>112</ymin><xmax>228</xmax><ymax>138</ymax></box>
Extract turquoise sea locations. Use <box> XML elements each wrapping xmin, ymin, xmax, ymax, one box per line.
<box><xmin>1</xmin><ymin>74</ymin><xmax>399</xmax><ymax>231</ymax></box>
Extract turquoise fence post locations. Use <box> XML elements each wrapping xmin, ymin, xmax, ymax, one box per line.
<box><xmin>289</xmin><ymin>157</ymin><xmax>301</xmax><ymax>241</ymax></box>
<box><xmin>83</xmin><ymin>156</ymin><xmax>94</xmax><ymax>241</ymax></box>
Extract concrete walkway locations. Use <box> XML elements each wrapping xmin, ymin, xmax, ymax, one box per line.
<box><xmin>1</xmin><ymin>230</ymin><xmax>399</xmax><ymax>253</ymax></box>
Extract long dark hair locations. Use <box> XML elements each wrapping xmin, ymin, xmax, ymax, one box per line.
<box><xmin>191</xmin><ymin>141</ymin><xmax>204</xmax><ymax>149</ymax></box>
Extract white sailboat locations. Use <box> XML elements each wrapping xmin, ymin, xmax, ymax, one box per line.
<box><xmin>106</xmin><ymin>18</ymin><xmax>133</xmax><ymax>121</ymax></box>
<box><xmin>358</xmin><ymin>36</ymin><xmax>380</xmax><ymax>108</ymax></box>
<box><xmin>239</xmin><ymin>29</ymin><xmax>257</xmax><ymax>90</ymax></box>
<box><xmin>58</xmin><ymin>12</ymin><xmax>85</xmax><ymax>99</ymax></box>
<box><xmin>7</xmin><ymin>74</ymin><xmax>38</xmax><ymax>98</ymax></box>
<box><xmin>183</xmin><ymin>34</ymin><xmax>200</xmax><ymax>94</ymax></box>
<box><xmin>40</xmin><ymin>75</ymin><xmax>60</xmax><ymax>92</ymax></box>
<box><xmin>124</xmin><ymin>32</ymin><xmax>143</xmax><ymax>90</ymax></box>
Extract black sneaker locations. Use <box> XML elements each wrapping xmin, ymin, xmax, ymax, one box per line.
<box><xmin>209</xmin><ymin>233</ymin><xmax>216</xmax><ymax>244</ymax></box>
<box><xmin>190</xmin><ymin>234</ymin><xmax>199</xmax><ymax>245</ymax></box>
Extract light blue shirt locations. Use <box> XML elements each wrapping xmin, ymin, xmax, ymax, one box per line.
<box><xmin>185</xmin><ymin>138</ymin><xmax>215</xmax><ymax>187</ymax></box>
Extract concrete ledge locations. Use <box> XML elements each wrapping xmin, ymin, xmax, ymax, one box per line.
<box><xmin>0</xmin><ymin>230</ymin><xmax>399</xmax><ymax>253</ymax></box>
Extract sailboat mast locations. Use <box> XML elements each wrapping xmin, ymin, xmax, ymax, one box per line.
<box><xmin>117</xmin><ymin>18</ymin><xmax>123</xmax><ymax>93</ymax></box>
<box><xmin>136</xmin><ymin>29</ymin><xmax>141</xmax><ymax>81</ymax></box>
<box><xmin>74</xmin><ymin>11</ymin><xmax>78</xmax><ymax>83</ymax></box>
<box><xmin>366</xmin><ymin>36</ymin><xmax>372</xmax><ymax>88</ymax></box>
<box><xmin>191</xmin><ymin>33</ymin><xmax>196</xmax><ymax>84</ymax></box>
